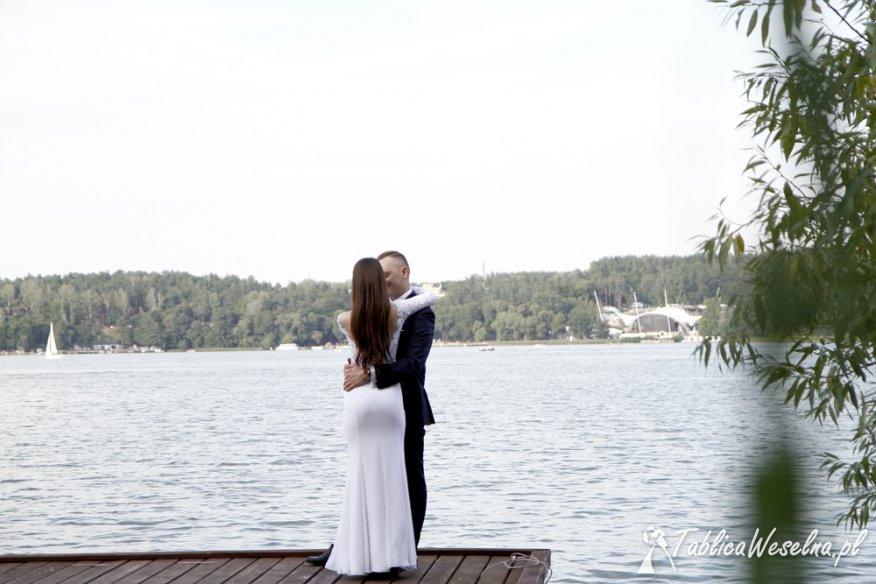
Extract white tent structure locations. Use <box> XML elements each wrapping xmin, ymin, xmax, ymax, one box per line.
<box><xmin>626</xmin><ymin>306</ymin><xmax>701</xmax><ymax>334</ymax></box>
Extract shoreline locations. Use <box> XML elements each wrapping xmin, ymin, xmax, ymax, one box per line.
<box><xmin>0</xmin><ymin>336</ymin><xmax>710</xmax><ymax>358</ymax></box>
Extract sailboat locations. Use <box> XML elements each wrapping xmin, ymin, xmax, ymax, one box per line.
<box><xmin>45</xmin><ymin>322</ymin><xmax>61</xmax><ymax>359</ymax></box>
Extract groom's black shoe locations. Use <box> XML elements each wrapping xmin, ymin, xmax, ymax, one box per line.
<box><xmin>304</xmin><ymin>545</ymin><xmax>333</xmax><ymax>566</ymax></box>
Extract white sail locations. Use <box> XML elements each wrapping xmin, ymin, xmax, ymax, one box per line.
<box><xmin>46</xmin><ymin>322</ymin><xmax>61</xmax><ymax>359</ymax></box>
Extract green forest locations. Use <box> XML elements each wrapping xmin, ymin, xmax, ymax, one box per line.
<box><xmin>0</xmin><ymin>255</ymin><xmax>744</xmax><ymax>352</ymax></box>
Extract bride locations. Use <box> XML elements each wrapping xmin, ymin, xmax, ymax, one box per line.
<box><xmin>326</xmin><ymin>257</ymin><xmax>438</xmax><ymax>576</ymax></box>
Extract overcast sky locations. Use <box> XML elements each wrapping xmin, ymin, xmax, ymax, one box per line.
<box><xmin>1</xmin><ymin>1</ymin><xmax>762</xmax><ymax>285</ymax></box>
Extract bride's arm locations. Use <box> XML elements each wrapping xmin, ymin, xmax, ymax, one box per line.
<box><xmin>337</xmin><ymin>311</ymin><xmax>352</xmax><ymax>341</ymax></box>
<box><xmin>394</xmin><ymin>288</ymin><xmax>438</xmax><ymax>320</ymax></box>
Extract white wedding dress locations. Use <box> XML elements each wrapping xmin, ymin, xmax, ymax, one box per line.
<box><xmin>326</xmin><ymin>289</ymin><xmax>438</xmax><ymax>576</ymax></box>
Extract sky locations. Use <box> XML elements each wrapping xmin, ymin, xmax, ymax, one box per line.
<box><xmin>0</xmin><ymin>1</ymin><xmax>763</xmax><ymax>285</ymax></box>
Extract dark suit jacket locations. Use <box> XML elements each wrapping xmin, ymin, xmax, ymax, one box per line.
<box><xmin>374</xmin><ymin>291</ymin><xmax>436</xmax><ymax>427</ymax></box>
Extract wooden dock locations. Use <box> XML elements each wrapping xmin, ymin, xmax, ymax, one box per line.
<box><xmin>0</xmin><ymin>548</ymin><xmax>551</xmax><ymax>584</ymax></box>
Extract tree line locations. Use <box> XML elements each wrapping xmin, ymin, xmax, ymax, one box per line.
<box><xmin>0</xmin><ymin>254</ymin><xmax>744</xmax><ymax>352</ymax></box>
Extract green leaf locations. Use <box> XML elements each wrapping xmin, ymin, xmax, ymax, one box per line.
<box><xmin>869</xmin><ymin>24</ymin><xmax>876</xmax><ymax>70</ymax></box>
<box><xmin>734</xmin><ymin>234</ymin><xmax>745</xmax><ymax>256</ymax></box>
<box><xmin>780</xmin><ymin>116</ymin><xmax>796</xmax><ymax>159</ymax></box>
<box><xmin>744</xmin><ymin>157</ymin><xmax>766</xmax><ymax>171</ymax></box>
<box><xmin>747</xmin><ymin>9</ymin><xmax>759</xmax><ymax>36</ymax></box>
<box><xmin>782</xmin><ymin>0</ymin><xmax>794</xmax><ymax>34</ymax></box>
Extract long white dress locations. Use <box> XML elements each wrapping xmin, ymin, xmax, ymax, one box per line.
<box><xmin>326</xmin><ymin>289</ymin><xmax>438</xmax><ymax>576</ymax></box>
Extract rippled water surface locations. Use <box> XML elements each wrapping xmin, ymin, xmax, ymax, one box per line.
<box><xmin>2</xmin><ymin>344</ymin><xmax>874</xmax><ymax>582</ymax></box>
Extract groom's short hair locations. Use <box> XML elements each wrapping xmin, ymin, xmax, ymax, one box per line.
<box><xmin>377</xmin><ymin>250</ymin><xmax>409</xmax><ymax>268</ymax></box>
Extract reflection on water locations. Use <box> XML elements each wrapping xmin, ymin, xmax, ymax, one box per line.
<box><xmin>1</xmin><ymin>344</ymin><xmax>872</xmax><ymax>583</ymax></box>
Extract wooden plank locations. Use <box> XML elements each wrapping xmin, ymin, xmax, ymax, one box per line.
<box><xmin>0</xmin><ymin>549</ymin><xmax>539</xmax><ymax>564</ymax></box>
<box><xmin>476</xmin><ymin>556</ymin><xmax>513</xmax><ymax>584</ymax></box>
<box><xmin>496</xmin><ymin>552</ymin><xmax>540</xmax><ymax>584</ymax></box>
<box><xmin>294</xmin><ymin>554</ymin><xmax>441</xmax><ymax>584</ymax></box>
<box><xmin>0</xmin><ymin>563</ymin><xmax>23</xmax><ymax>576</ymax></box>
<box><xmin>109</xmin><ymin>559</ymin><xmax>179</xmax><ymax>584</ymax></box>
<box><xmin>420</xmin><ymin>550</ymin><xmax>532</xmax><ymax>558</ymax></box>
<box><xmin>275</xmin><ymin>562</ymin><xmax>325</xmax><ymax>584</ymax></box>
<box><xmin>166</xmin><ymin>559</ymin><xmax>231</xmax><ymax>584</ymax></box>
<box><xmin>400</xmin><ymin>554</ymin><xmax>437</xmax><ymax>581</ymax></box>
<box><xmin>447</xmin><ymin>556</ymin><xmax>490</xmax><ymax>584</ymax></box>
<box><xmin>2</xmin><ymin>561</ymin><xmax>76</xmax><ymax>584</ymax></box>
<box><xmin>223</xmin><ymin>558</ymin><xmax>282</xmax><ymax>584</ymax></box>
<box><xmin>86</xmin><ymin>560</ymin><xmax>153</xmax><ymax>584</ymax></box>
<box><xmin>248</xmin><ymin>558</ymin><xmax>304</xmax><ymax>584</ymax></box>
<box><xmin>0</xmin><ymin>548</ymin><xmax>549</xmax><ymax>564</ymax></box>
<box><xmin>62</xmin><ymin>561</ymin><xmax>126</xmax><ymax>584</ymax></box>
<box><xmin>502</xmin><ymin>557</ymin><xmax>524</xmax><ymax>584</ymax></box>
<box><xmin>138</xmin><ymin>559</ymin><xmax>203</xmax><ymax>584</ymax></box>
<box><xmin>419</xmin><ymin>555</ymin><xmax>463</xmax><ymax>584</ymax></box>
<box><xmin>0</xmin><ymin>551</ymin><xmax>307</xmax><ymax>564</ymax></box>
<box><xmin>517</xmin><ymin>551</ymin><xmax>550</xmax><ymax>584</ymax></box>
<box><xmin>483</xmin><ymin>553</ymin><xmax>542</xmax><ymax>584</ymax></box>
<box><xmin>300</xmin><ymin>566</ymin><xmax>342</xmax><ymax>584</ymax></box>
<box><xmin>0</xmin><ymin>562</ymin><xmax>48</xmax><ymax>583</ymax></box>
<box><xmin>198</xmin><ymin>558</ymin><xmax>255</xmax><ymax>583</ymax></box>
<box><xmin>6</xmin><ymin>561</ymin><xmax>91</xmax><ymax>584</ymax></box>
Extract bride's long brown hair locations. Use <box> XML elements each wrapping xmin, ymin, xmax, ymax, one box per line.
<box><xmin>350</xmin><ymin>257</ymin><xmax>393</xmax><ymax>368</ymax></box>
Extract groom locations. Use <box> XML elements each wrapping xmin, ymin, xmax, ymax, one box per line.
<box><xmin>306</xmin><ymin>250</ymin><xmax>436</xmax><ymax>565</ymax></box>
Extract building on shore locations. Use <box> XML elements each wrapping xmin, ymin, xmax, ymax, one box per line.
<box><xmin>602</xmin><ymin>302</ymin><xmax>704</xmax><ymax>340</ymax></box>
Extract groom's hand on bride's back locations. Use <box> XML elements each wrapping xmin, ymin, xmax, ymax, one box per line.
<box><xmin>344</xmin><ymin>362</ymin><xmax>370</xmax><ymax>391</ymax></box>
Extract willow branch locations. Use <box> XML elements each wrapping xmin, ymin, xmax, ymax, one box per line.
<box><xmin>824</xmin><ymin>0</ymin><xmax>869</xmax><ymax>42</ymax></box>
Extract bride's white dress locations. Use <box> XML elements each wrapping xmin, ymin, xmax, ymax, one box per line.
<box><xmin>326</xmin><ymin>289</ymin><xmax>438</xmax><ymax>576</ymax></box>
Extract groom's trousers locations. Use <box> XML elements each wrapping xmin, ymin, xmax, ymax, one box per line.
<box><xmin>405</xmin><ymin>425</ymin><xmax>427</xmax><ymax>546</ymax></box>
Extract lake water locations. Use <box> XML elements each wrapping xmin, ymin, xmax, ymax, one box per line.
<box><xmin>1</xmin><ymin>344</ymin><xmax>874</xmax><ymax>582</ymax></box>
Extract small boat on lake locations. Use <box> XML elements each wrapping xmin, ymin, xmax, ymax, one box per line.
<box><xmin>45</xmin><ymin>322</ymin><xmax>61</xmax><ymax>359</ymax></box>
<box><xmin>478</xmin><ymin>345</ymin><xmax>495</xmax><ymax>352</ymax></box>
